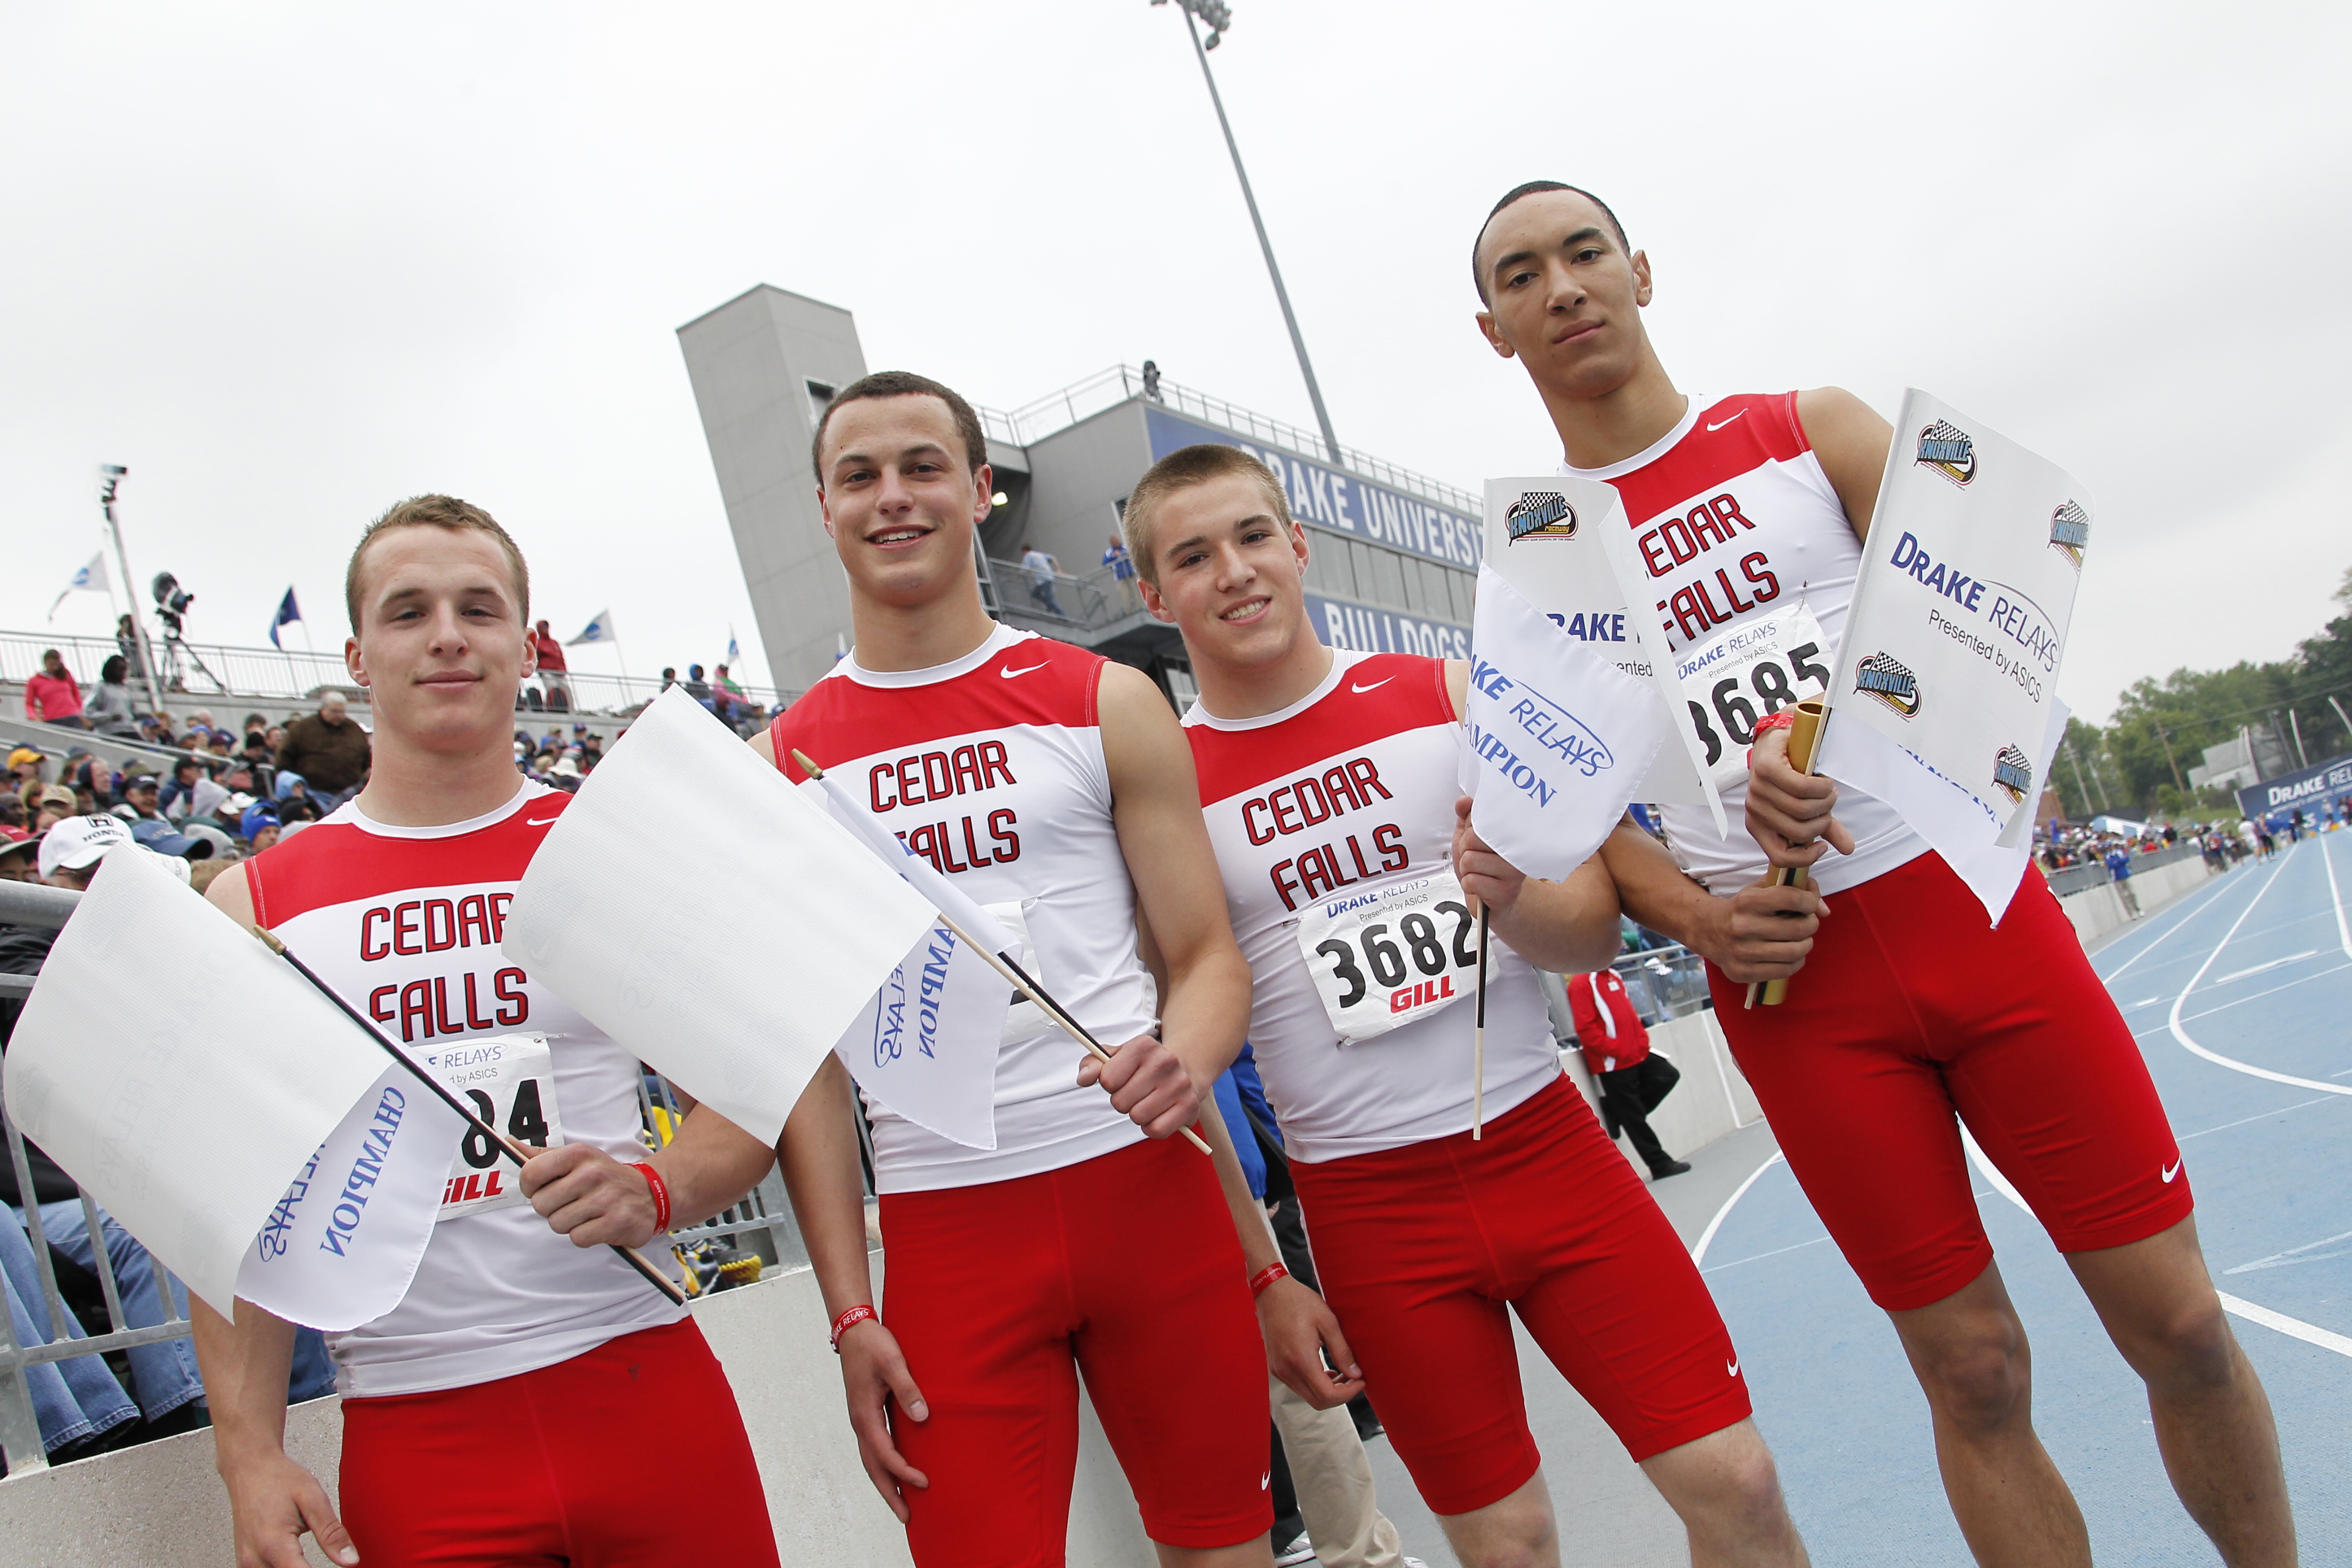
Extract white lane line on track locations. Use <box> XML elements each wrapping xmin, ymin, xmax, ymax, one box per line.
<box><xmin>2211</xmin><ymin>950</ymin><xmax>2319</xmax><ymax>985</ymax></box>
<box><xmin>2130</xmin><ymin>962</ymin><xmax>2352</xmax><ymax>1039</ymax></box>
<box><xmin>2226</xmin><ymin>1228</ymin><xmax>2352</xmax><ymax>1276</ymax></box>
<box><xmin>2325</xmin><ymin>834</ymin><xmax>2352</xmax><ymax>959</ymax></box>
<box><xmin>2178</xmin><ymin>1096</ymin><xmax>2339</xmax><ymax>1142</ymax></box>
<box><xmin>2166</xmin><ymin>848</ymin><xmax>2352</xmax><ymax>1099</ymax></box>
<box><xmin>2099</xmin><ymin>873</ymin><xmax>2238</xmax><ymax>980</ymax></box>
<box><xmin>1962</xmin><ymin>1125</ymin><xmax>2352</xmax><ymax>1360</ymax></box>
<box><xmin>1690</xmin><ymin>1150</ymin><xmax>1785</xmax><ymax>1266</ymax></box>
<box><xmin>1701</xmin><ymin>1235</ymin><xmax>1835</xmax><ymax>1275</ymax></box>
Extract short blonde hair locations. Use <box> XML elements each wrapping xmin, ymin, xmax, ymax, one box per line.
<box><xmin>1122</xmin><ymin>444</ymin><xmax>1294</xmax><ymax>586</ymax></box>
<box><xmin>345</xmin><ymin>495</ymin><xmax>530</xmax><ymax>630</ymax></box>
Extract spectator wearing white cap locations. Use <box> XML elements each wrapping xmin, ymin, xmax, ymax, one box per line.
<box><xmin>38</xmin><ymin>814</ymin><xmax>134</xmax><ymax>889</ymax></box>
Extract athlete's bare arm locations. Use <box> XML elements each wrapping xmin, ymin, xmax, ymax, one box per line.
<box><xmin>195</xmin><ymin>864</ymin><xmax>356</xmax><ymax>1568</ymax></box>
<box><xmin>520</xmin><ymin>1105</ymin><xmax>774</xmax><ymax>1250</ymax></box>
<box><xmin>775</xmin><ymin>1055</ymin><xmax>932</xmax><ymax>1520</ymax></box>
<box><xmin>1077</xmin><ymin>661</ymin><xmax>1253</xmax><ymax>1137</ymax></box>
<box><xmin>1441</xmin><ymin>658</ymin><xmax>1622</xmax><ymax>972</ymax></box>
<box><xmin>1598</xmin><ymin>818</ymin><xmax>1828</xmax><ymax>985</ymax></box>
<box><xmin>1747</xmin><ymin>389</ymin><xmax>1896</xmax><ymax>868</ymax></box>
<box><xmin>1198</xmin><ymin>1107</ymin><xmax>1367</xmax><ymax>1410</ymax></box>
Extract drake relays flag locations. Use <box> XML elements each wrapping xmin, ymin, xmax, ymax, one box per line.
<box><xmin>1813</xmin><ymin>389</ymin><xmax>2091</xmax><ymax>922</ymax></box>
<box><xmin>2</xmin><ymin>846</ymin><xmax>454</xmax><ymax>1321</ymax></box>
<box><xmin>501</xmin><ymin>685</ymin><xmax>942</xmax><ymax>1146</ymax></box>
<box><xmin>1483</xmin><ymin>479</ymin><xmax>1728</xmax><ymax>839</ymax></box>
<box><xmin>799</xmin><ymin>772</ymin><xmax>1014</xmax><ymax>1152</ymax></box>
<box><xmin>1460</xmin><ymin>565</ymin><xmax>1671</xmax><ymax>881</ymax></box>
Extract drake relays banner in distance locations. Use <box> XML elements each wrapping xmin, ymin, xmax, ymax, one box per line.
<box><xmin>1814</xmin><ymin>389</ymin><xmax>2091</xmax><ymax>922</ymax></box>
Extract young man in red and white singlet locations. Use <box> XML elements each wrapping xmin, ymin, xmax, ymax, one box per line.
<box><xmin>196</xmin><ymin>497</ymin><xmax>782</xmax><ymax>1568</ymax></box>
<box><xmin>1473</xmin><ymin>181</ymin><xmax>2295</xmax><ymax>1566</ymax></box>
<box><xmin>1126</xmin><ymin>442</ymin><xmax>1810</xmax><ymax>1568</ymax></box>
<box><xmin>757</xmin><ymin>372</ymin><xmax>1275</xmax><ymax>1568</ymax></box>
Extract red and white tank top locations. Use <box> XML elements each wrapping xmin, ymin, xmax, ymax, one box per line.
<box><xmin>1184</xmin><ymin>651</ymin><xmax>1559</xmax><ymax>1163</ymax></box>
<box><xmin>770</xmin><ymin>624</ymin><xmax>1157</xmax><ymax>1192</ymax></box>
<box><xmin>1564</xmin><ymin>392</ymin><xmax>1925</xmax><ymax>895</ymax></box>
<box><xmin>243</xmin><ymin>781</ymin><xmax>682</xmax><ymax>1398</ymax></box>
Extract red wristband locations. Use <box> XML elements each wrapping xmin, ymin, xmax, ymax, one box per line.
<box><xmin>830</xmin><ymin>1303</ymin><xmax>877</xmax><ymax>1351</ymax></box>
<box><xmin>1745</xmin><ymin>709</ymin><xmax>1799</xmax><ymax>771</ymax></box>
<box><xmin>629</xmin><ymin>1162</ymin><xmax>671</xmax><ymax>1233</ymax></box>
<box><xmin>1250</xmin><ymin>1262</ymin><xmax>1289</xmax><ymax>1297</ymax></box>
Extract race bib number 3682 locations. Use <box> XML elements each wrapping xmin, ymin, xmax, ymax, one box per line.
<box><xmin>1293</xmin><ymin>873</ymin><xmax>1481</xmax><ymax>1044</ymax></box>
<box><xmin>420</xmin><ymin>1032</ymin><xmax>566</xmax><ymax>1220</ymax></box>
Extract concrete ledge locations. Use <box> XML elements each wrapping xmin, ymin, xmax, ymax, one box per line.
<box><xmin>2055</xmin><ymin>855</ymin><xmax>2221</xmax><ymax>945</ymax></box>
<box><xmin>1562</xmin><ymin>1006</ymin><xmax>1765</xmax><ymax>1178</ymax></box>
<box><xmin>0</xmin><ymin>1263</ymin><xmax>1156</xmax><ymax>1568</ymax></box>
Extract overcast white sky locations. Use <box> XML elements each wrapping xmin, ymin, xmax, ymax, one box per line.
<box><xmin>5</xmin><ymin>2</ymin><xmax>2345</xmax><ymax>723</ymax></box>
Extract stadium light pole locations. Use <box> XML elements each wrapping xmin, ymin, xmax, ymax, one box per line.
<box><xmin>1155</xmin><ymin>0</ymin><xmax>1344</xmax><ymax>464</ymax></box>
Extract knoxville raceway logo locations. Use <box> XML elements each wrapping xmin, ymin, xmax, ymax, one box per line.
<box><xmin>2049</xmin><ymin>500</ymin><xmax>2090</xmax><ymax>569</ymax></box>
<box><xmin>1915</xmin><ymin>420</ymin><xmax>1977</xmax><ymax>486</ymax></box>
<box><xmin>1505</xmin><ymin>491</ymin><xmax>1578</xmax><ymax>542</ymax></box>
<box><xmin>1854</xmin><ymin>652</ymin><xmax>1923</xmax><ymax>718</ymax></box>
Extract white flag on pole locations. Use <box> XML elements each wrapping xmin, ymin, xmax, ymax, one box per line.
<box><xmin>798</xmin><ymin>775</ymin><xmax>1013</xmax><ymax>1151</ymax></box>
<box><xmin>1813</xmin><ymin>390</ymin><xmax>2092</xmax><ymax>923</ymax></box>
<box><xmin>501</xmin><ymin>686</ymin><xmax>942</xmax><ymax>1146</ymax></box>
<box><xmin>47</xmin><ymin>553</ymin><xmax>110</xmax><ymax>620</ymax></box>
<box><xmin>1460</xmin><ymin>565</ymin><xmax>1673</xmax><ymax>881</ymax></box>
<box><xmin>1482</xmin><ymin>479</ymin><xmax>1728</xmax><ymax>837</ymax></box>
<box><xmin>566</xmin><ymin>609</ymin><xmax>617</xmax><ymax>647</ymax></box>
<box><xmin>2</xmin><ymin>846</ymin><xmax>456</xmax><ymax>1321</ymax></box>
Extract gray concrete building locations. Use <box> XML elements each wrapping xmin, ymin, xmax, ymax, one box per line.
<box><xmin>679</xmin><ymin>285</ymin><xmax>1481</xmax><ymax>705</ymax></box>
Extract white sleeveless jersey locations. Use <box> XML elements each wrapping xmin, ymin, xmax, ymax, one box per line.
<box><xmin>1184</xmin><ymin>651</ymin><xmax>1559</xmax><ymax>1163</ymax></box>
<box><xmin>245</xmin><ymin>783</ymin><xmax>683</xmax><ymax>1398</ymax></box>
<box><xmin>770</xmin><ymin>624</ymin><xmax>1157</xmax><ymax>1192</ymax></box>
<box><xmin>1563</xmin><ymin>391</ymin><xmax>1927</xmax><ymax>895</ymax></box>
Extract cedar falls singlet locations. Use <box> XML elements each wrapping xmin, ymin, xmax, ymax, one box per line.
<box><xmin>1184</xmin><ymin>651</ymin><xmax>1557</xmax><ymax>1163</ymax></box>
<box><xmin>242</xmin><ymin>783</ymin><xmax>683</xmax><ymax>1397</ymax></box>
<box><xmin>1563</xmin><ymin>392</ymin><xmax>1925</xmax><ymax>895</ymax></box>
<box><xmin>771</xmin><ymin>624</ymin><xmax>1159</xmax><ymax>1192</ymax></box>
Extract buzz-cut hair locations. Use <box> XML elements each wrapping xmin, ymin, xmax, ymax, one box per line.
<box><xmin>1472</xmin><ymin>180</ymin><xmax>1631</xmax><ymax>305</ymax></box>
<box><xmin>345</xmin><ymin>494</ymin><xmax>530</xmax><ymax>632</ymax></box>
<box><xmin>1122</xmin><ymin>443</ymin><xmax>1294</xmax><ymax>586</ymax></box>
<box><xmin>811</xmin><ymin>370</ymin><xmax>990</xmax><ymax>482</ymax></box>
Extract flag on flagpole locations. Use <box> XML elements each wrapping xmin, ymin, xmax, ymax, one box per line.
<box><xmin>566</xmin><ymin>609</ymin><xmax>617</xmax><ymax>647</ymax></box>
<box><xmin>501</xmin><ymin>686</ymin><xmax>960</xmax><ymax>1147</ymax></box>
<box><xmin>2</xmin><ymin>845</ymin><xmax>457</xmax><ymax>1321</ymax></box>
<box><xmin>47</xmin><ymin>553</ymin><xmax>110</xmax><ymax>620</ymax></box>
<box><xmin>269</xmin><ymin>586</ymin><xmax>303</xmax><ymax>649</ymax></box>
<box><xmin>726</xmin><ymin>627</ymin><xmax>740</xmax><ymax>666</ymax></box>
<box><xmin>1459</xmin><ymin>565</ymin><xmax>1673</xmax><ymax>881</ymax></box>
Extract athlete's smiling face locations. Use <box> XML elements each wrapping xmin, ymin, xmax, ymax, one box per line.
<box><xmin>1139</xmin><ymin>473</ymin><xmax>1312</xmax><ymax>671</ymax></box>
<box><xmin>1474</xmin><ymin>189</ymin><xmax>1654</xmax><ymax>400</ymax></box>
<box><xmin>347</xmin><ymin>526</ymin><xmax>534</xmax><ymax>751</ymax></box>
<box><xmin>818</xmin><ymin>395</ymin><xmax>993</xmax><ymax>608</ymax></box>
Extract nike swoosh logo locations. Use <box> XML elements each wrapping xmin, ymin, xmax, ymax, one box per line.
<box><xmin>1259</xmin><ymin>1471</ymin><xmax>1271</xmax><ymax>1490</ymax></box>
<box><xmin>2162</xmin><ymin>1161</ymin><xmax>2182</xmax><ymax>1183</ymax></box>
<box><xmin>1000</xmin><ymin>662</ymin><xmax>1050</xmax><ymax>679</ymax></box>
<box><xmin>1350</xmin><ymin>677</ymin><xmax>1393</xmax><ymax>693</ymax></box>
<box><xmin>525</xmin><ymin>816</ymin><xmax>562</xmax><ymax>825</ymax></box>
<box><xmin>1707</xmin><ymin>411</ymin><xmax>1747</xmax><ymax>432</ymax></box>
<box><xmin>1726</xmin><ymin>1358</ymin><xmax>1740</xmax><ymax>1377</ymax></box>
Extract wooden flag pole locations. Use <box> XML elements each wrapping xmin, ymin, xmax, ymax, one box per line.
<box><xmin>792</xmin><ymin>750</ymin><xmax>1212</xmax><ymax>1156</ymax></box>
<box><xmin>1472</xmin><ymin>903</ymin><xmax>1491</xmax><ymax>1140</ymax></box>
<box><xmin>1746</xmin><ymin>699</ymin><xmax>1828</xmax><ymax>1010</ymax></box>
<box><xmin>251</xmin><ymin>927</ymin><xmax>689</xmax><ymax>1306</ymax></box>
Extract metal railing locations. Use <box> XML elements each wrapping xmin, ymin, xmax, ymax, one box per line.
<box><xmin>976</xmin><ymin>365</ymin><xmax>1482</xmax><ymax>517</ymax></box>
<box><xmin>2041</xmin><ymin>837</ymin><xmax>2218</xmax><ymax>897</ymax></box>
<box><xmin>1609</xmin><ymin>944</ymin><xmax>1715</xmax><ymax>1024</ymax></box>
<box><xmin>1</xmin><ymin>630</ymin><xmax>798</xmax><ymax>725</ymax></box>
<box><xmin>987</xmin><ymin>559</ymin><xmax>1143</xmax><ymax>636</ymax></box>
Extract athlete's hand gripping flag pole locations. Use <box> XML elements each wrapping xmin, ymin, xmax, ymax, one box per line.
<box><xmin>1747</xmin><ymin>700</ymin><xmax>1826</xmax><ymax>1009</ymax></box>
<box><xmin>504</xmin><ymin>687</ymin><xmax>957</xmax><ymax>1153</ymax></box>
<box><xmin>1</xmin><ymin>844</ymin><xmax>460</xmax><ymax>1327</ymax></box>
<box><xmin>248</xmin><ymin>927</ymin><xmax>688</xmax><ymax>1307</ymax></box>
<box><xmin>791</xmin><ymin>748</ymin><xmax>1215</xmax><ymax>1157</ymax></box>
<box><xmin>1460</xmin><ymin>565</ymin><xmax>1674</xmax><ymax>1136</ymax></box>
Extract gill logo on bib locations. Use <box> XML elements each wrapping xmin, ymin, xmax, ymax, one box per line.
<box><xmin>1293</xmin><ymin>873</ymin><xmax>1483</xmax><ymax>1044</ymax></box>
<box><xmin>419</xmin><ymin>1033</ymin><xmax>565</xmax><ymax>1220</ymax></box>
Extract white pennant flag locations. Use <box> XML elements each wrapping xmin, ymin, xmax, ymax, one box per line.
<box><xmin>566</xmin><ymin>609</ymin><xmax>617</xmax><ymax>647</ymax></box>
<box><xmin>2</xmin><ymin>846</ymin><xmax>456</xmax><ymax>1321</ymax></box>
<box><xmin>1460</xmin><ymin>565</ymin><xmax>1673</xmax><ymax>881</ymax></box>
<box><xmin>501</xmin><ymin>686</ymin><xmax>942</xmax><ymax>1146</ymax></box>
<box><xmin>1813</xmin><ymin>390</ymin><xmax>2091</xmax><ymax>923</ymax></box>
<box><xmin>47</xmin><ymin>553</ymin><xmax>110</xmax><ymax>620</ymax></box>
<box><xmin>795</xmin><ymin>775</ymin><xmax>1013</xmax><ymax>1150</ymax></box>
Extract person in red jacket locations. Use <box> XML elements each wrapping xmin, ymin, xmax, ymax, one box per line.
<box><xmin>1564</xmin><ymin>970</ymin><xmax>1689</xmax><ymax>1181</ymax></box>
<box><xmin>24</xmin><ymin>650</ymin><xmax>84</xmax><ymax>728</ymax></box>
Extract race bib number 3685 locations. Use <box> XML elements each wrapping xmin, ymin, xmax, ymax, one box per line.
<box><xmin>420</xmin><ymin>1033</ymin><xmax>566</xmax><ymax>1220</ymax></box>
<box><xmin>1293</xmin><ymin>873</ymin><xmax>1481</xmax><ymax>1044</ymax></box>
<box><xmin>1673</xmin><ymin>599</ymin><xmax>1832</xmax><ymax>782</ymax></box>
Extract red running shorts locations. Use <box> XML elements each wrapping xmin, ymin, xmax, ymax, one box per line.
<box><xmin>877</xmin><ymin>1132</ymin><xmax>1273</xmax><ymax>1565</ymax></box>
<box><xmin>338</xmin><ymin>1317</ymin><xmax>779</xmax><ymax>1567</ymax></box>
<box><xmin>1291</xmin><ymin>1076</ymin><xmax>1752</xmax><ymax>1516</ymax></box>
<box><xmin>1708</xmin><ymin>851</ymin><xmax>2193</xmax><ymax>1312</ymax></box>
